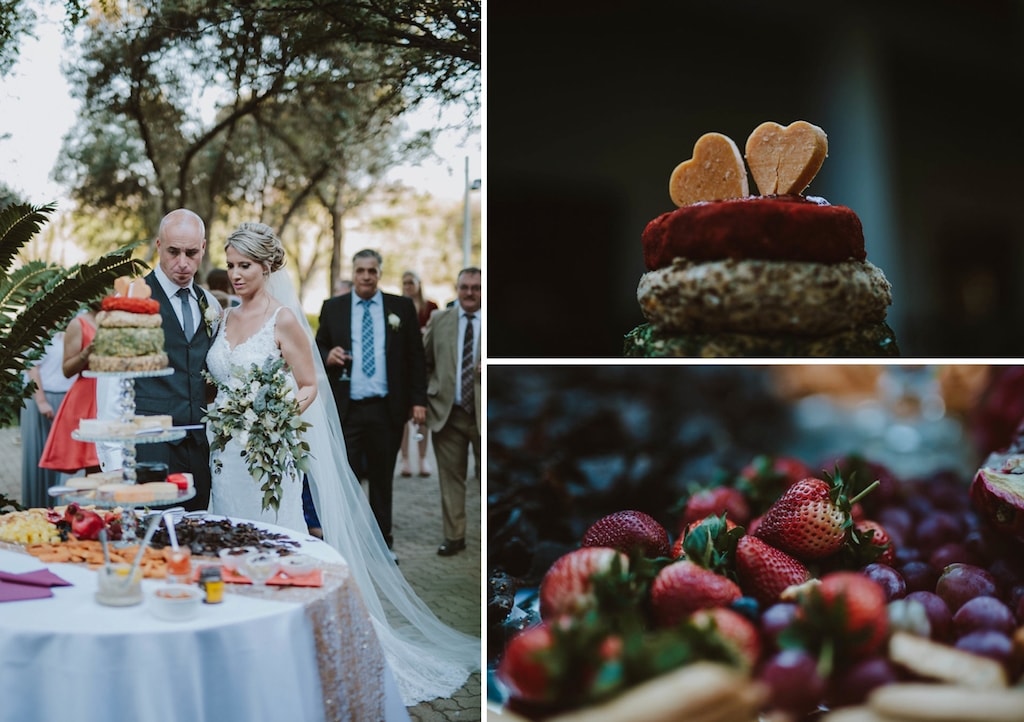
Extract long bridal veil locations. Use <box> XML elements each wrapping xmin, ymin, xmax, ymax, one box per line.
<box><xmin>266</xmin><ymin>271</ymin><xmax>479</xmax><ymax>705</ymax></box>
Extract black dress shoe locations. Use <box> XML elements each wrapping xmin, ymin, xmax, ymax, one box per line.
<box><xmin>437</xmin><ymin>538</ymin><xmax>466</xmax><ymax>556</ymax></box>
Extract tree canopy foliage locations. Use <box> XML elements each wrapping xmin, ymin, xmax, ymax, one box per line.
<box><xmin>5</xmin><ymin>0</ymin><xmax>479</xmax><ymax>295</ymax></box>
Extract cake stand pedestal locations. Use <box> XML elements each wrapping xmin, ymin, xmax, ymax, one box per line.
<box><xmin>66</xmin><ymin>368</ymin><xmax>189</xmax><ymax>545</ymax></box>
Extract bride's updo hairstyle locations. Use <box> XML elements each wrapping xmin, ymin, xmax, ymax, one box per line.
<box><xmin>225</xmin><ymin>222</ymin><xmax>286</xmax><ymax>275</ymax></box>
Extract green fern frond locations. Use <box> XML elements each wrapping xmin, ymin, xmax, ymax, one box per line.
<box><xmin>2</xmin><ymin>248</ymin><xmax>147</xmax><ymax>371</ymax></box>
<box><xmin>0</xmin><ymin>261</ymin><xmax>64</xmax><ymax>319</ymax></box>
<box><xmin>0</xmin><ymin>203</ymin><xmax>56</xmax><ymax>283</ymax></box>
<box><xmin>0</xmin><ymin>200</ymin><xmax>150</xmax><ymax>427</ymax></box>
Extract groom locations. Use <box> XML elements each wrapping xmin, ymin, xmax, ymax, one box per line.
<box><xmin>316</xmin><ymin>249</ymin><xmax>426</xmax><ymax>552</ymax></box>
<box><xmin>134</xmin><ymin>208</ymin><xmax>219</xmax><ymax>511</ymax></box>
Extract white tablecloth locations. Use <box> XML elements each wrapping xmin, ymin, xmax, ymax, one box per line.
<box><xmin>0</xmin><ymin>519</ymin><xmax>408</xmax><ymax>722</ymax></box>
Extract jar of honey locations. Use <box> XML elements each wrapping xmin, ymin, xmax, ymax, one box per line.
<box><xmin>199</xmin><ymin>566</ymin><xmax>224</xmax><ymax>604</ymax></box>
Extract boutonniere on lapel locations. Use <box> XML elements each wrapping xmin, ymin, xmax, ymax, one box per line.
<box><xmin>387</xmin><ymin>313</ymin><xmax>401</xmax><ymax>332</ymax></box>
<box><xmin>201</xmin><ymin>296</ymin><xmax>222</xmax><ymax>336</ymax></box>
<box><xmin>204</xmin><ymin>305</ymin><xmax>221</xmax><ymax>336</ymax></box>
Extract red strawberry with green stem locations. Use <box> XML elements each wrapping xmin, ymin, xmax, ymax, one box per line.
<box><xmin>735</xmin><ymin>535</ymin><xmax>813</xmax><ymax>606</ymax></box>
<box><xmin>650</xmin><ymin>560</ymin><xmax>742</xmax><ymax>627</ymax></box>
<box><xmin>680</xmin><ymin>485</ymin><xmax>752</xmax><ymax>528</ymax></box>
<box><xmin>755</xmin><ymin>471</ymin><xmax>879</xmax><ymax>561</ymax></box>
<box><xmin>737</xmin><ymin>454</ymin><xmax>813</xmax><ymax>516</ymax></box>
<box><xmin>539</xmin><ymin>546</ymin><xmax>631</xmax><ymax>620</ymax></box>
<box><xmin>687</xmin><ymin>606</ymin><xmax>763</xmax><ymax>670</ymax></box>
<box><xmin>497</xmin><ymin>618</ymin><xmax>624</xmax><ymax>712</ymax></box>
<box><xmin>780</xmin><ymin>571</ymin><xmax>890</xmax><ymax>679</ymax></box>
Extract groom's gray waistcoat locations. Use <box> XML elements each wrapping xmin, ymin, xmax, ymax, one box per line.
<box><xmin>133</xmin><ymin>274</ymin><xmax>212</xmax><ymax>446</ymax></box>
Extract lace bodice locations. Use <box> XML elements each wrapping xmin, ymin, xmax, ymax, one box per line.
<box><xmin>207</xmin><ymin>306</ymin><xmax>283</xmax><ymax>386</ymax></box>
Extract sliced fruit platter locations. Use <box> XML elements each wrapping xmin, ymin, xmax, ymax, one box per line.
<box><xmin>490</xmin><ymin>451</ymin><xmax>1024</xmax><ymax>721</ymax></box>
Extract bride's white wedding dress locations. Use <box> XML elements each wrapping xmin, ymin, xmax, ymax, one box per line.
<box><xmin>206</xmin><ymin>307</ymin><xmax>307</xmax><ymax>533</ymax></box>
<box><xmin>204</xmin><ymin>273</ymin><xmax>479</xmax><ymax>707</ymax></box>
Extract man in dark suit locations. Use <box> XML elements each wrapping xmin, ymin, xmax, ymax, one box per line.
<box><xmin>316</xmin><ymin>249</ymin><xmax>427</xmax><ymax>553</ymax></box>
<box><xmin>423</xmin><ymin>268</ymin><xmax>481</xmax><ymax>556</ymax></box>
<box><xmin>134</xmin><ymin>208</ymin><xmax>219</xmax><ymax>511</ymax></box>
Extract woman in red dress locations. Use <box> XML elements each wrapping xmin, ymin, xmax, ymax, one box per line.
<box><xmin>39</xmin><ymin>307</ymin><xmax>101</xmax><ymax>476</ymax></box>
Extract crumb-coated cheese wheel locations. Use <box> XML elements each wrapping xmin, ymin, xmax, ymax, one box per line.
<box><xmin>96</xmin><ymin>310</ymin><xmax>164</xmax><ymax>328</ymax></box>
<box><xmin>623</xmin><ymin>322</ymin><xmax>900</xmax><ymax>358</ymax></box>
<box><xmin>637</xmin><ymin>258</ymin><xmax>892</xmax><ymax>335</ymax></box>
<box><xmin>641</xmin><ymin>195</ymin><xmax>865</xmax><ymax>271</ymax></box>
<box><xmin>91</xmin><ymin>327</ymin><xmax>165</xmax><ymax>356</ymax></box>
<box><xmin>89</xmin><ymin>352</ymin><xmax>169</xmax><ymax>372</ymax></box>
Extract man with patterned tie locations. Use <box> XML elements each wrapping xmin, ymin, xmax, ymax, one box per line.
<box><xmin>135</xmin><ymin>208</ymin><xmax>220</xmax><ymax>511</ymax></box>
<box><xmin>423</xmin><ymin>268</ymin><xmax>481</xmax><ymax>556</ymax></box>
<box><xmin>316</xmin><ymin>249</ymin><xmax>426</xmax><ymax>556</ymax></box>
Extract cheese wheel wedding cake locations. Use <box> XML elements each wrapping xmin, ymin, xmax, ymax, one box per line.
<box><xmin>89</xmin><ymin>276</ymin><xmax>170</xmax><ymax>372</ymax></box>
<box><xmin>624</xmin><ymin>121</ymin><xmax>899</xmax><ymax>358</ymax></box>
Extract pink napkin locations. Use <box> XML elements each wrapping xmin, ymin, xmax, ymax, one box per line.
<box><xmin>0</xmin><ymin>580</ymin><xmax>54</xmax><ymax>602</ymax></box>
<box><xmin>0</xmin><ymin>569</ymin><xmax>72</xmax><ymax>587</ymax></box>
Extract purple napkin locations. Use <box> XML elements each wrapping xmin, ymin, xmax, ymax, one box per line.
<box><xmin>0</xmin><ymin>580</ymin><xmax>54</xmax><ymax>602</ymax></box>
<box><xmin>0</xmin><ymin>569</ymin><xmax>72</xmax><ymax>587</ymax></box>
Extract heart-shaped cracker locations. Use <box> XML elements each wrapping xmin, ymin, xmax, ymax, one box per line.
<box><xmin>745</xmin><ymin>120</ymin><xmax>828</xmax><ymax>196</ymax></box>
<box><xmin>669</xmin><ymin>132</ymin><xmax>749</xmax><ymax>207</ymax></box>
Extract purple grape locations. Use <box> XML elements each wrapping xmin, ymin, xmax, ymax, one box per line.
<box><xmin>963</xmin><ymin>528</ymin><xmax>1004</xmax><ymax>564</ymax></box>
<box><xmin>1009</xmin><ymin>584</ymin><xmax>1024</xmax><ymax>619</ymax></box>
<box><xmin>905</xmin><ymin>591</ymin><xmax>952</xmax><ymax>641</ymax></box>
<box><xmin>899</xmin><ymin>560</ymin><xmax>938</xmax><ymax>593</ymax></box>
<box><xmin>935</xmin><ymin>563</ymin><xmax>1000</xmax><ymax>612</ymax></box>
<box><xmin>952</xmin><ymin>596</ymin><xmax>1016</xmax><ymax>638</ymax></box>
<box><xmin>928</xmin><ymin>542</ymin><xmax>978</xmax><ymax>570</ymax></box>
<box><xmin>988</xmin><ymin>556</ymin><xmax>1024</xmax><ymax>590</ymax></box>
<box><xmin>759</xmin><ymin>602</ymin><xmax>798</xmax><ymax>651</ymax></box>
<box><xmin>893</xmin><ymin>545</ymin><xmax>922</xmax><ymax>565</ymax></box>
<box><xmin>877</xmin><ymin>507</ymin><xmax>913</xmax><ymax>541</ymax></box>
<box><xmin>861</xmin><ymin>563</ymin><xmax>906</xmax><ymax>601</ymax></box>
<box><xmin>827</xmin><ymin>656</ymin><xmax>901</xmax><ymax>708</ymax></box>
<box><xmin>914</xmin><ymin>511</ymin><xmax>963</xmax><ymax>552</ymax></box>
<box><xmin>758</xmin><ymin>649</ymin><xmax>826</xmax><ymax>716</ymax></box>
<box><xmin>954</xmin><ymin>629</ymin><xmax>1014</xmax><ymax>667</ymax></box>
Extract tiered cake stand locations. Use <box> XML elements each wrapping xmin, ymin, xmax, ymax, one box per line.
<box><xmin>63</xmin><ymin>368</ymin><xmax>195</xmax><ymax>543</ymax></box>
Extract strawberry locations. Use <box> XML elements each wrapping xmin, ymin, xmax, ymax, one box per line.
<box><xmin>688</xmin><ymin>606</ymin><xmax>762</xmax><ymax>670</ymax></box>
<box><xmin>738</xmin><ymin>454</ymin><xmax>812</xmax><ymax>515</ymax></box>
<box><xmin>539</xmin><ymin>546</ymin><xmax>630</xmax><ymax>620</ymax></box>
<box><xmin>581</xmin><ymin>509</ymin><xmax>671</xmax><ymax>559</ymax></box>
<box><xmin>853</xmin><ymin>519</ymin><xmax>894</xmax><ymax>566</ymax></box>
<box><xmin>673</xmin><ymin>514</ymin><xmax>740</xmax><ymax>560</ymax></box>
<box><xmin>650</xmin><ymin>559</ymin><xmax>741</xmax><ymax>627</ymax></box>
<box><xmin>787</xmin><ymin>571</ymin><xmax>890</xmax><ymax>661</ymax></box>
<box><xmin>497</xmin><ymin>622</ymin><xmax>557</xmax><ymax>704</ymax></box>
<box><xmin>670</xmin><ymin>535</ymin><xmax>685</xmax><ymax>559</ymax></box>
<box><xmin>755</xmin><ymin>472</ymin><xmax>878</xmax><ymax>561</ymax></box>
<box><xmin>497</xmin><ymin>618</ymin><xmax>624</xmax><ymax>712</ymax></box>
<box><xmin>735</xmin><ymin>535</ymin><xmax>812</xmax><ymax>606</ymax></box>
<box><xmin>681</xmin><ymin>486</ymin><xmax>751</xmax><ymax>528</ymax></box>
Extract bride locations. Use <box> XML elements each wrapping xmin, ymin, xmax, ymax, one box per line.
<box><xmin>205</xmin><ymin>222</ymin><xmax>479</xmax><ymax>705</ymax></box>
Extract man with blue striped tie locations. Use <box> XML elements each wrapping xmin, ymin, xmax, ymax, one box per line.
<box><xmin>316</xmin><ymin>249</ymin><xmax>426</xmax><ymax>560</ymax></box>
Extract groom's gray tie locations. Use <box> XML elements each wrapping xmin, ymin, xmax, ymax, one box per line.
<box><xmin>177</xmin><ymin>287</ymin><xmax>194</xmax><ymax>338</ymax></box>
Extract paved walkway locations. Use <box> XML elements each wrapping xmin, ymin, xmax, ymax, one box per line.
<box><xmin>0</xmin><ymin>425</ymin><xmax>481</xmax><ymax>721</ymax></box>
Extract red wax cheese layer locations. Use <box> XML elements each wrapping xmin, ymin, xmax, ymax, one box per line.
<box><xmin>641</xmin><ymin>195</ymin><xmax>866</xmax><ymax>271</ymax></box>
<box><xmin>102</xmin><ymin>296</ymin><xmax>161</xmax><ymax>314</ymax></box>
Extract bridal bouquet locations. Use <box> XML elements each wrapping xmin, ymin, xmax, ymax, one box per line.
<box><xmin>203</xmin><ymin>357</ymin><xmax>311</xmax><ymax>513</ymax></box>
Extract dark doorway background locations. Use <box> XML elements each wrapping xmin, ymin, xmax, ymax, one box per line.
<box><xmin>486</xmin><ymin>0</ymin><xmax>1024</xmax><ymax>357</ymax></box>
